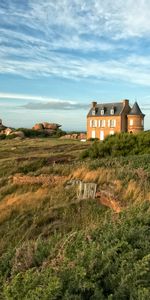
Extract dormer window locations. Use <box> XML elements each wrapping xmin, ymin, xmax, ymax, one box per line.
<box><xmin>92</xmin><ymin>109</ymin><xmax>95</xmax><ymax>116</ymax></box>
<box><xmin>110</xmin><ymin>108</ymin><xmax>114</xmax><ymax>115</ymax></box>
<box><xmin>101</xmin><ymin>108</ymin><xmax>104</xmax><ymax>115</ymax></box>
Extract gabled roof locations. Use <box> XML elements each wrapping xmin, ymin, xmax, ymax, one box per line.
<box><xmin>128</xmin><ymin>102</ymin><xmax>145</xmax><ymax>116</ymax></box>
<box><xmin>87</xmin><ymin>102</ymin><xmax>124</xmax><ymax>117</ymax></box>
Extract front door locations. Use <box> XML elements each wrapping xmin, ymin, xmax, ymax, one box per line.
<box><xmin>100</xmin><ymin>130</ymin><xmax>104</xmax><ymax>141</ymax></box>
<box><xmin>92</xmin><ymin>130</ymin><xmax>96</xmax><ymax>138</ymax></box>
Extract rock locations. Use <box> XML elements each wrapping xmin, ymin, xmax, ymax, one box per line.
<box><xmin>43</xmin><ymin>129</ymin><xmax>56</xmax><ymax>134</ymax></box>
<box><xmin>5</xmin><ymin>128</ymin><xmax>13</xmax><ymax>135</ymax></box>
<box><xmin>71</xmin><ymin>134</ymin><xmax>78</xmax><ymax>139</ymax></box>
<box><xmin>79</xmin><ymin>133</ymin><xmax>87</xmax><ymax>140</ymax></box>
<box><xmin>32</xmin><ymin>123</ymin><xmax>44</xmax><ymax>130</ymax></box>
<box><xmin>12</xmin><ymin>131</ymin><xmax>25</xmax><ymax>139</ymax></box>
<box><xmin>0</xmin><ymin>125</ymin><xmax>6</xmax><ymax>132</ymax></box>
<box><xmin>60</xmin><ymin>134</ymin><xmax>72</xmax><ymax>139</ymax></box>
<box><xmin>60</xmin><ymin>133</ymin><xmax>87</xmax><ymax>140</ymax></box>
<box><xmin>42</xmin><ymin>122</ymin><xmax>61</xmax><ymax>130</ymax></box>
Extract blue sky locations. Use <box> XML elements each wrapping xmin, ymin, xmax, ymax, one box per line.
<box><xmin>0</xmin><ymin>0</ymin><xmax>150</xmax><ymax>131</ymax></box>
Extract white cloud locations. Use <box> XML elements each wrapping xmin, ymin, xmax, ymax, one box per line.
<box><xmin>0</xmin><ymin>92</ymin><xmax>75</xmax><ymax>103</ymax></box>
<box><xmin>1</xmin><ymin>53</ymin><xmax>150</xmax><ymax>86</ymax></box>
<box><xmin>0</xmin><ymin>92</ymin><xmax>89</xmax><ymax>110</ymax></box>
<box><xmin>1</xmin><ymin>0</ymin><xmax>150</xmax><ymax>86</ymax></box>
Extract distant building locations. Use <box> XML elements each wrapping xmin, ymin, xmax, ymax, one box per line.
<box><xmin>87</xmin><ymin>99</ymin><xmax>145</xmax><ymax>140</ymax></box>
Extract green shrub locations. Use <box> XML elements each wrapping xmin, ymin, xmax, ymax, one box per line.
<box><xmin>0</xmin><ymin>134</ymin><xmax>6</xmax><ymax>140</ymax></box>
<box><xmin>82</xmin><ymin>132</ymin><xmax>150</xmax><ymax>159</ymax></box>
<box><xmin>2</xmin><ymin>202</ymin><xmax>150</xmax><ymax>299</ymax></box>
<box><xmin>6</xmin><ymin>134</ymin><xmax>16</xmax><ymax>140</ymax></box>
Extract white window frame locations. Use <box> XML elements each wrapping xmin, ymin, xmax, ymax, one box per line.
<box><xmin>110</xmin><ymin>109</ymin><xmax>114</xmax><ymax>115</ymax></box>
<box><xmin>110</xmin><ymin>119</ymin><xmax>116</xmax><ymax>128</ymax></box>
<box><xmin>90</xmin><ymin>120</ymin><xmax>97</xmax><ymax>128</ymax></box>
<box><xmin>108</xmin><ymin>119</ymin><xmax>116</xmax><ymax>128</ymax></box>
<box><xmin>98</xmin><ymin>120</ymin><xmax>105</xmax><ymax>128</ymax></box>
<box><xmin>101</xmin><ymin>109</ymin><xmax>104</xmax><ymax>115</ymax></box>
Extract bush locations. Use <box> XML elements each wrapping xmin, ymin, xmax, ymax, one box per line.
<box><xmin>5</xmin><ymin>134</ymin><xmax>16</xmax><ymax>140</ymax></box>
<box><xmin>81</xmin><ymin>132</ymin><xmax>150</xmax><ymax>159</ymax></box>
<box><xmin>2</xmin><ymin>202</ymin><xmax>150</xmax><ymax>299</ymax></box>
<box><xmin>0</xmin><ymin>134</ymin><xmax>6</xmax><ymax>140</ymax></box>
<box><xmin>17</xmin><ymin>128</ymin><xmax>66</xmax><ymax>138</ymax></box>
<box><xmin>17</xmin><ymin>129</ymin><xmax>49</xmax><ymax>138</ymax></box>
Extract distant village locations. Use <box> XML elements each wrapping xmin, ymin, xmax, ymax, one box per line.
<box><xmin>0</xmin><ymin>99</ymin><xmax>145</xmax><ymax>141</ymax></box>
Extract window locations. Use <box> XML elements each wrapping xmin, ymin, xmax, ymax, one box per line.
<box><xmin>141</xmin><ymin>119</ymin><xmax>144</xmax><ymax>126</ymax></box>
<box><xmin>92</xmin><ymin>109</ymin><xmax>95</xmax><ymax>116</ymax></box>
<box><xmin>110</xmin><ymin>108</ymin><xmax>114</xmax><ymax>115</ymax></box>
<box><xmin>100</xmin><ymin>131</ymin><xmax>104</xmax><ymax>140</ymax></box>
<box><xmin>129</xmin><ymin>119</ymin><xmax>133</xmax><ymax>126</ymax></box>
<box><xmin>98</xmin><ymin>120</ymin><xmax>105</xmax><ymax>127</ymax></box>
<box><xmin>101</xmin><ymin>109</ymin><xmax>104</xmax><ymax>115</ymax></box>
<box><xmin>108</xmin><ymin>119</ymin><xmax>116</xmax><ymax>128</ymax></box>
<box><xmin>90</xmin><ymin>120</ymin><xmax>97</xmax><ymax>127</ymax></box>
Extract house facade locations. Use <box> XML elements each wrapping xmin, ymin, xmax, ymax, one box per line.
<box><xmin>87</xmin><ymin>99</ymin><xmax>145</xmax><ymax>140</ymax></box>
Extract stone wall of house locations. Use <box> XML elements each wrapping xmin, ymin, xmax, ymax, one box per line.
<box><xmin>87</xmin><ymin>115</ymin><xmax>121</xmax><ymax>140</ymax></box>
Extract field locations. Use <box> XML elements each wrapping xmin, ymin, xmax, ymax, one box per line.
<box><xmin>0</xmin><ymin>135</ymin><xmax>150</xmax><ymax>299</ymax></box>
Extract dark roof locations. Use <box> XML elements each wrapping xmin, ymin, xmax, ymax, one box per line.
<box><xmin>128</xmin><ymin>102</ymin><xmax>145</xmax><ymax>116</ymax></box>
<box><xmin>87</xmin><ymin>102</ymin><xmax>124</xmax><ymax>117</ymax></box>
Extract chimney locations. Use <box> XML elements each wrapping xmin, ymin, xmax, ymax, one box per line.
<box><xmin>92</xmin><ymin>101</ymin><xmax>97</xmax><ymax>108</ymax></box>
<box><xmin>122</xmin><ymin>99</ymin><xmax>129</xmax><ymax>107</ymax></box>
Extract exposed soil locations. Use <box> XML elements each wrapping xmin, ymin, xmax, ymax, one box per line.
<box><xmin>96</xmin><ymin>190</ymin><xmax>121</xmax><ymax>213</ymax></box>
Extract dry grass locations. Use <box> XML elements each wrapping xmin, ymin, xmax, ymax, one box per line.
<box><xmin>72</xmin><ymin>165</ymin><xmax>149</xmax><ymax>206</ymax></box>
<box><xmin>72</xmin><ymin>166</ymin><xmax>116</xmax><ymax>184</ymax></box>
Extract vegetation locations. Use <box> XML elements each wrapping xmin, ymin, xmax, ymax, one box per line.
<box><xmin>82</xmin><ymin>131</ymin><xmax>150</xmax><ymax>159</ymax></box>
<box><xmin>0</xmin><ymin>134</ymin><xmax>150</xmax><ymax>299</ymax></box>
<box><xmin>18</xmin><ymin>128</ymin><xmax>67</xmax><ymax>138</ymax></box>
<box><xmin>0</xmin><ymin>128</ymin><xmax>66</xmax><ymax>140</ymax></box>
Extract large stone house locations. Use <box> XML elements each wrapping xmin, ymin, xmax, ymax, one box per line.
<box><xmin>87</xmin><ymin>99</ymin><xmax>145</xmax><ymax>140</ymax></box>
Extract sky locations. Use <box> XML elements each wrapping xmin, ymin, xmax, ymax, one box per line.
<box><xmin>0</xmin><ymin>0</ymin><xmax>150</xmax><ymax>131</ymax></box>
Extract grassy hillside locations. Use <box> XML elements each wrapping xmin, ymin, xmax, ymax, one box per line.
<box><xmin>0</xmin><ymin>134</ymin><xmax>150</xmax><ymax>299</ymax></box>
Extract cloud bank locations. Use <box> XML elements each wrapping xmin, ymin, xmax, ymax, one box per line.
<box><xmin>1</xmin><ymin>1</ymin><xmax>150</xmax><ymax>86</ymax></box>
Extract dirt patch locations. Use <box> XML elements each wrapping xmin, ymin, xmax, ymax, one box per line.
<box><xmin>96</xmin><ymin>190</ymin><xmax>121</xmax><ymax>213</ymax></box>
<box><xmin>46</xmin><ymin>155</ymin><xmax>74</xmax><ymax>164</ymax></box>
<box><xmin>13</xmin><ymin>174</ymin><xmax>67</xmax><ymax>186</ymax></box>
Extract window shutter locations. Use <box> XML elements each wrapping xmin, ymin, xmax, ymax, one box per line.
<box><xmin>108</xmin><ymin>120</ymin><xmax>110</xmax><ymax>127</ymax></box>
